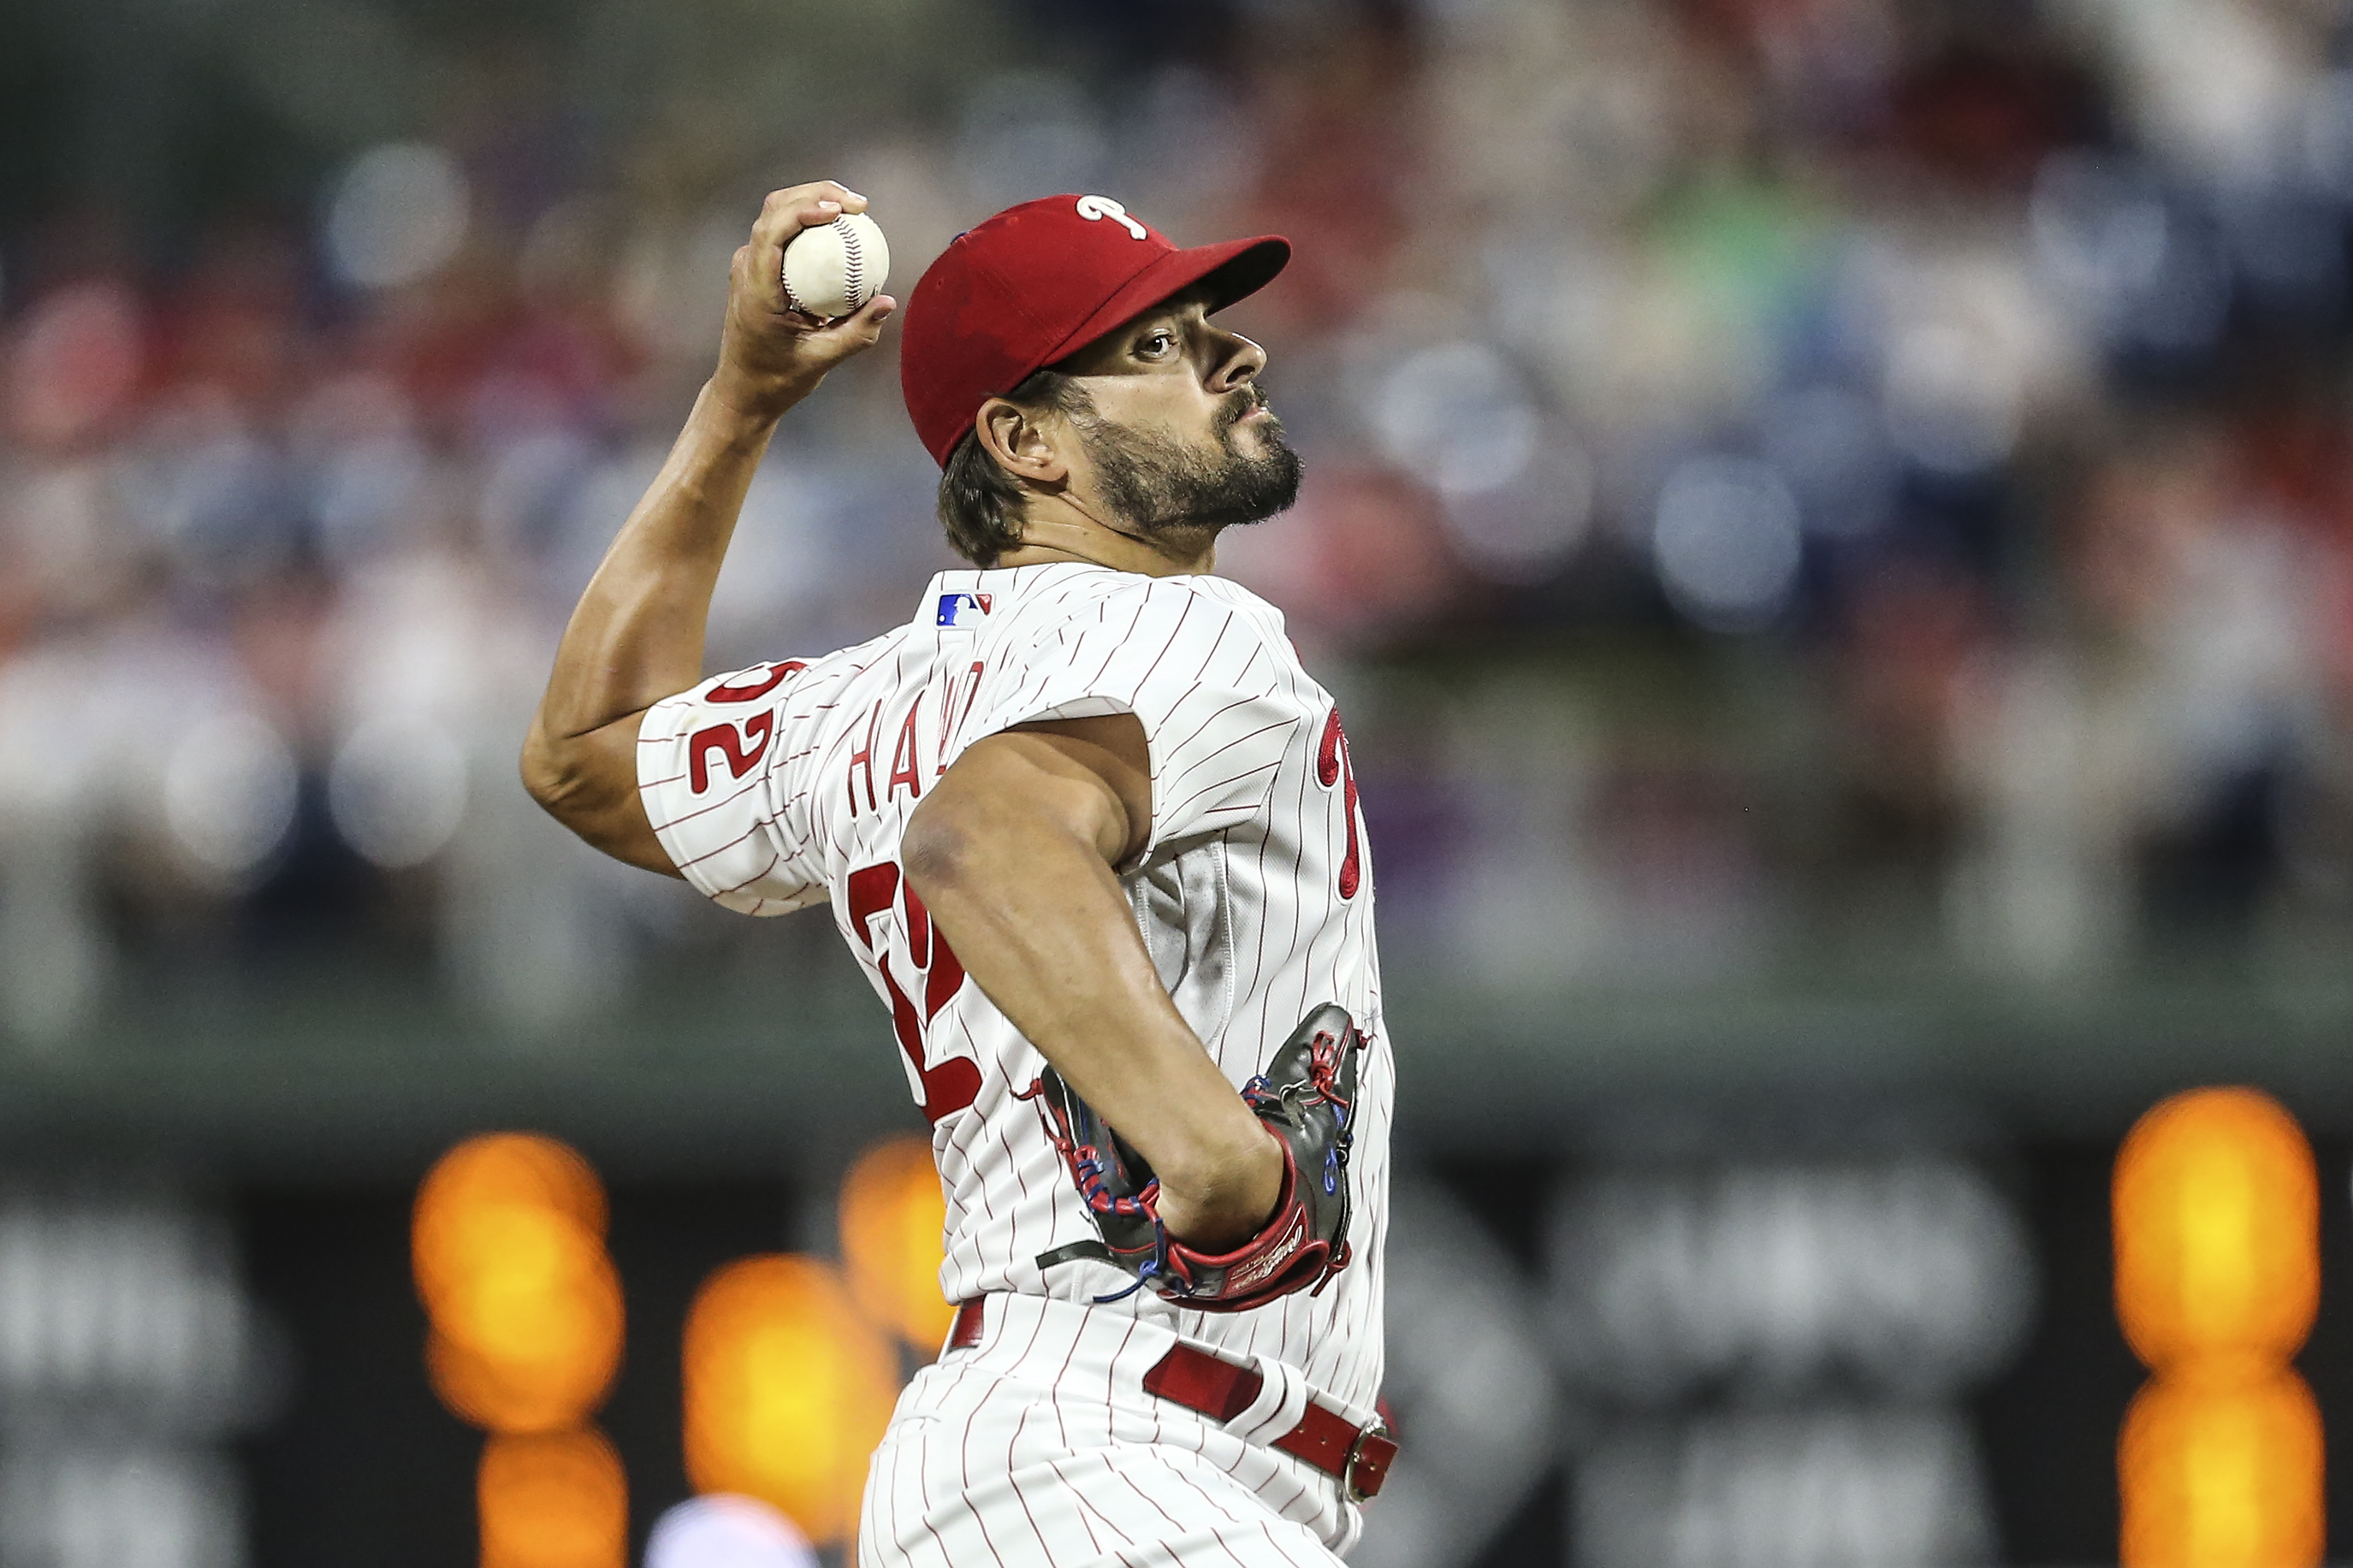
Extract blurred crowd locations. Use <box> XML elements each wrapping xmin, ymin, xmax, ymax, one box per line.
<box><xmin>6</xmin><ymin>0</ymin><xmax>2353</xmax><ymax>1041</ymax></box>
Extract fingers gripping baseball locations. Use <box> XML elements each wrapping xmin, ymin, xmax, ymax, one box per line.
<box><xmin>712</xmin><ymin>180</ymin><xmax>896</xmax><ymax>422</ymax></box>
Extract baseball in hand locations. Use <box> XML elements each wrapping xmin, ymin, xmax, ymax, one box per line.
<box><xmin>781</xmin><ymin>212</ymin><xmax>890</xmax><ymax>320</ymax></box>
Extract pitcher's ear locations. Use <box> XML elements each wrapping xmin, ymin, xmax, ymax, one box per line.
<box><xmin>977</xmin><ymin>396</ymin><xmax>1070</xmax><ymax>486</ymax></box>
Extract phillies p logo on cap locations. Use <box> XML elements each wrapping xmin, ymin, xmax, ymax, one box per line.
<box><xmin>898</xmin><ymin>195</ymin><xmax>1289</xmax><ymax>467</ymax></box>
<box><xmin>1075</xmin><ymin>195</ymin><xmax>1151</xmax><ymax>240</ymax></box>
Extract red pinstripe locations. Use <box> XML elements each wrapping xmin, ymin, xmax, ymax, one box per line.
<box><xmin>1106</xmin><ymin>1458</ymin><xmax>1193</xmax><ymax>1537</ymax></box>
<box><xmin>961</xmin><ymin>1310</ymin><xmax>1051</xmax><ymax>1568</ymax></box>
<box><xmin>1045</xmin><ymin>1311</ymin><xmax>1087</xmax><ymax>1455</ymax></box>
<box><xmin>1155</xmin><ymin>678</ymin><xmax>1268</xmax><ymax>767</ymax></box>
<box><xmin>647</xmin><ymin>772</ymin><xmax>770</xmax><ymax>833</ymax></box>
<box><xmin>1158</xmin><ymin>755</ymin><xmax>1287</xmax><ymax>820</ymax></box>
<box><xmin>1003</xmin><ymin>1394</ymin><xmax>1062</xmax><ymax>1565</ymax></box>
<box><xmin>1042</xmin><ymin>1457</ymin><xmax>1125</xmax><ymax>1557</ymax></box>
<box><xmin>661</xmin><ymin>818</ymin><xmax>766</xmax><ymax>872</ymax></box>
<box><xmin>1161</xmin><ymin>713</ymin><xmax>1292</xmax><ymax>783</ymax></box>
<box><xmin>913</xmin><ymin>1423</ymin><xmax>955</xmax><ymax>1568</ymax></box>
<box><xmin>1126</xmin><ymin>592</ymin><xmax>1196</xmax><ymax>703</ymax></box>
<box><xmin>711</xmin><ymin>849</ymin><xmax>784</xmax><ymax>896</ymax></box>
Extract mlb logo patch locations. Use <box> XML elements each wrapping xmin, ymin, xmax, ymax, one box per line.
<box><xmin>936</xmin><ymin>592</ymin><xmax>993</xmax><ymax>628</ymax></box>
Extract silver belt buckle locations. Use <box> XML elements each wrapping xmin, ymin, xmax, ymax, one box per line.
<box><xmin>1342</xmin><ymin>1417</ymin><xmax>1391</xmax><ymax>1503</ymax></box>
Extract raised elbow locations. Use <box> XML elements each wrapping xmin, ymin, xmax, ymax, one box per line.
<box><xmin>519</xmin><ymin>726</ymin><xmax>608</xmax><ymax>830</ymax></box>
<box><xmin>513</xmin><ymin>713</ymin><xmax>675</xmax><ymax>876</ymax></box>
<box><xmin>519</xmin><ymin>728</ymin><xmax>571</xmax><ymax>813</ymax></box>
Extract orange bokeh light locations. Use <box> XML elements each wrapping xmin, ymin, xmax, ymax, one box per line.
<box><xmin>415</xmin><ymin>1133</ymin><xmax>624</xmax><ymax>1434</ymax></box>
<box><xmin>2120</xmin><ymin>1368</ymin><xmax>2324</xmax><ymax>1568</ymax></box>
<box><xmin>427</xmin><ymin>1311</ymin><xmax>621</xmax><ymax>1436</ymax></box>
<box><xmin>2113</xmin><ymin>1087</ymin><xmax>2317</xmax><ymax>1371</ymax></box>
<box><xmin>478</xmin><ymin>1428</ymin><xmax>628</xmax><ymax>1568</ymax></box>
<box><xmin>416</xmin><ymin>1134</ymin><xmax>608</xmax><ymax>1298</ymax></box>
<box><xmin>682</xmin><ymin>1255</ymin><xmax>898</xmax><ymax>1545</ymax></box>
<box><xmin>839</xmin><ymin>1136</ymin><xmax>956</xmax><ymax>1351</ymax></box>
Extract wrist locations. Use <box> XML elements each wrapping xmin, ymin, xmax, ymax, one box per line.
<box><xmin>1155</xmin><ymin>1122</ymin><xmax>1284</xmax><ymax>1248</ymax></box>
<box><xmin>705</xmin><ymin>364</ymin><xmax>818</xmax><ymax>429</ymax></box>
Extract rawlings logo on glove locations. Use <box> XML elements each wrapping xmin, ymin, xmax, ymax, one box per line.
<box><xmin>1022</xmin><ymin>1003</ymin><xmax>1362</xmax><ymax>1314</ymax></box>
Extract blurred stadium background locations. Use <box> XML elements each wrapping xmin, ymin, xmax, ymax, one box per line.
<box><xmin>5</xmin><ymin>0</ymin><xmax>2353</xmax><ymax>1561</ymax></box>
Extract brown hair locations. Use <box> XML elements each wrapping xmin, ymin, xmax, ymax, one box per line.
<box><xmin>935</xmin><ymin>368</ymin><xmax>1087</xmax><ymax>565</ymax></box>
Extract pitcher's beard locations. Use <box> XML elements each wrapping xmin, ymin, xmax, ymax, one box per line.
<box><xmin>1076</xmin><ymin>393</ymin><xmax>1302</xmax><ymax>535</ymax></box>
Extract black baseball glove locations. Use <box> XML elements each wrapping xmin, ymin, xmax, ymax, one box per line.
<box><xmin>1024</xmin><ymin>1003</ymin><xmax>1362</xmax><ymax>1313</ymax></box>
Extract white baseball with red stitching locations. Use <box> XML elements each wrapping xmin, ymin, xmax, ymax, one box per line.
<box><xmin>780</xmin><ymin>211</ymin><xmax>890</xmax><ymax>319</ymax></box>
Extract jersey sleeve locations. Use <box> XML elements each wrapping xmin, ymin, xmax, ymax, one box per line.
<box><xmin>960</xmin><ymin>581</ymin><xmax>1304</xmax><ymax>859</ymax></box>
<box><xmin>636</xmin><ymin>660</ymin><xmax>828</xmax><ymax>915</ymax></box>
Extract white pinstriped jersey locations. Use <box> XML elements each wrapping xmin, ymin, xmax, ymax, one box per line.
<box><xmin>637</xmin><ymin>561</ymin><xmax>1390</xmax><ymax>1416</ymax></box>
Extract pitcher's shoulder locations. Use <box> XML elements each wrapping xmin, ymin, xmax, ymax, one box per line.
<box><xmin>1005</xmin><ymin>571</ymin><xmax>1291</xmax><ymax>654</ymax></box>
<box><xmin>801</xmin><ymin>623</ymin><xmax>918</xmax><ymax>688</ymax></box>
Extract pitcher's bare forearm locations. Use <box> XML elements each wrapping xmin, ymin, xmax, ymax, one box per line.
<box><xmin>539</xmin><ymin>392</ymin><xmax>772</xmax><ymax>734</ymax></box>
<box><xmin>521</xmin><ymin>179</ymin><xmax>893</xmax><ymax>868</ymax></box>
<box><xmin>517</xmin><ymin>393</ymin><xmax>778</xmax><ymax>872</ymax></box>
<box><xmin>904</xmin><ymin>725</ymin><xmax>1284</xmax><ymax>1249</ymax></box>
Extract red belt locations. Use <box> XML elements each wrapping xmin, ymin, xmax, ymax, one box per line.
<box><xmin>947</xmin><ymin>1297</ymin><xmax>1396</xmax><ymax>1500</ymax></box>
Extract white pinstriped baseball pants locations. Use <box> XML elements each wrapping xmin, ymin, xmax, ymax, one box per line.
<box><xmin>858</xmin><ymin>1293</ymin><xmax>1361</xmax><ymax>1567</ymax></box>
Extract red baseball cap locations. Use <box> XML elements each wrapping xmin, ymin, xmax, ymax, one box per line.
<box><xmin>899</xmin><ymin>194</ymin><xmax>1289</xmax><ymax>466</ymax></box>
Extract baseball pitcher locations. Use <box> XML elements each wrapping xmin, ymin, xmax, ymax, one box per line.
<box><xmin>524</xmin><ymin>180</ymin><xmax>1394</xmax><ymax>1565</ymax></box>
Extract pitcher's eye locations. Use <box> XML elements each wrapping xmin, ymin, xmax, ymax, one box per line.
<box><xmin>1138</xmin><ymin>328</ymin><xmax>1177</xmax><ymax>358</ymax></box>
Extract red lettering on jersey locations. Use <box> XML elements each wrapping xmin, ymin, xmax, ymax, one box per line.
<box><xmin>1316</xmin><ymin>707</ymin><xmax>1363</xmax><ymax>900</ymax></box>
<box><xmin>708</xmin><ymin>660</ymin><xmax>808</xmax><ymax>703</ymax></box>
<box><xmin>846</xmin><ymin>700</ymin><xmax>883</xmax><ymax>817</ymax></box>
<box><xmin>886</xmin><ymin>707</ymin><xmax>923</xmax><ymax>801</ymax></box>
<box><xmin>936</xmin><ymin>660</ymin><xmax>986</xmax><ymax>775</ymax></box>
<box><xmin>845</xmin><ymin>861</ymin><xmax>979</xmax><ymax>1124</ymax></box>
<box><xmin>688</xmin><ymin>711</ymin><xmax>774</xmax><ymax>795</ymax></box>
